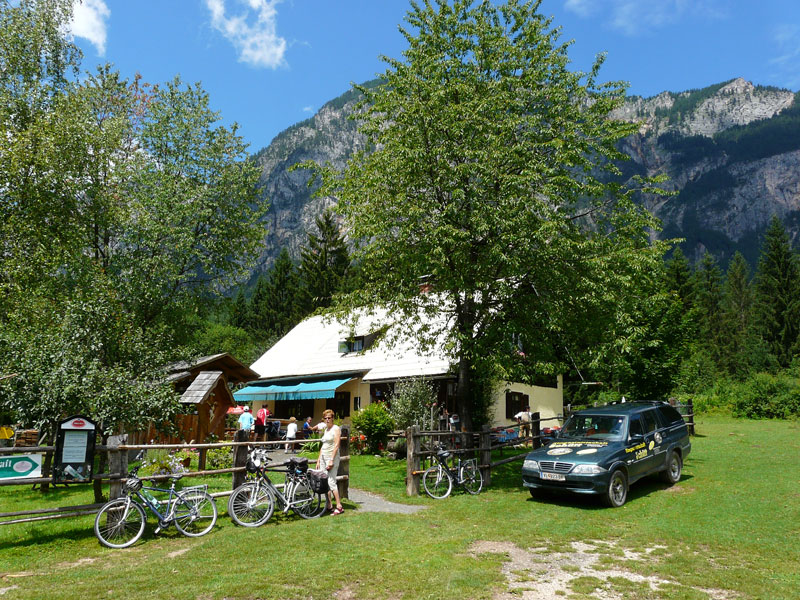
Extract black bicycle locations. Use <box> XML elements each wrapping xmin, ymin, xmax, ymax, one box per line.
<box><xmin>227</xmin><ymin>448</ymin><xmax>324</xmax><ymax>526</ymax></box>
<box><xmin>422</xmin><ymin>445</ymin><xmax>483</xmax><ymax>499</ymax></box>
<box><xmin>94</xmin><ymin>457</ymin><xmax>218</xmax><ymax>548</ymax></box>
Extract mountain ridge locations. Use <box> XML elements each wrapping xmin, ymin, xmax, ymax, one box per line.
<box><xmin>250</xmin><ymin>77</ymin><xmax>800</xmax><ymax>274</ymax></box>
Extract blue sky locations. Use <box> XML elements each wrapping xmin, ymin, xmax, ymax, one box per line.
<box><xmin>68</xmin><ymin>1</ymin><xmax>800</xmax><ymax>152</ymax></box>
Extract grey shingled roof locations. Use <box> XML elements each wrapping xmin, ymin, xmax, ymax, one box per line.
<box><xmin>180</xmin><ymin>370</ymin><xmax>223</xmax><ymax>405</ymax></box>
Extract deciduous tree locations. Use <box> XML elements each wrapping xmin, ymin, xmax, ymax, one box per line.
<box><xmin>312</xmin><ymin>0</ymin><xmax>667</xmax><ymax>429</ymax></box>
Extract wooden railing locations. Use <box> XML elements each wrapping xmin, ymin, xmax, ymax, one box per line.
<box><xmin>0</xmin><ymin>426</ymin><xmax>350</xmax><ymax>526</ymax></box>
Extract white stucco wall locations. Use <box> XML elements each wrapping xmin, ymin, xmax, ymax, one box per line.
<box><xmin>489</xmin><ymin>375</ymin><xmax>564</xmax><ymax>429</ymax></box>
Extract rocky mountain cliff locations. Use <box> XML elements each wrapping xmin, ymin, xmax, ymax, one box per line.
<box><xmin>250</xmin><ymin>77</ymin><xmax>800</xmax><ymax>274</ymax></box>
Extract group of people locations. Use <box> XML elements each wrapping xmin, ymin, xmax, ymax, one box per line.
<box><xmin>236</xmin><ymin>406</ymin><xmax>344</xmax><ymax>515</ymax></box>
<box><xmin>237</xmin><ymin>407</ymin><xmax>316</xmax><ymax>449</ymax></box>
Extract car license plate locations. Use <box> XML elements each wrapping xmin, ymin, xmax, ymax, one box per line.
<box><xmin>541</xmin><ymin>472</ymin><xmax>565</xmax><ymax>481</ymax></box>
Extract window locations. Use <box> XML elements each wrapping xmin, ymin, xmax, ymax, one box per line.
<box><xmin>338</xmin><ymin>337</ymin><xmax>364</xmax><ymax>353</ymax></box>
<box><xmin>353</xmin><ymin>396</ymin><xmax>361</xmax><ymax>411</ymax></box>
<box><xmin>642</xmin><ymin>410</ymin><xmax>658</xmax><ymax>433</ymax></box>
<box><xmin>505</xmin><ymin>391</ymin><xmax>529</xmax><ymax>419</ymax></box>
<box><xmin>274</xmin><ymin>399</ymin><xmax>314</xmax><ymax>420</ymax></box>
<box><xmin>327</xmin><ymin>391</ymin><xmax>351</xmax><ymax>418</ymax></box>
<box><xmin>629</xmin><ymin>416</ymin><xmax>644</xmax><ymax>438</ymax></box>
<box><xmin>657</xmin><ymin>405</ymin><xmax>683</xmax><ymax>426</ymax></box>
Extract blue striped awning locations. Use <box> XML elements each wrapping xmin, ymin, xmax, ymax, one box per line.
<box><xmin>233</xmin><ymin>377</ymin><xmax>352</xmax><ymax>402</ymax></box>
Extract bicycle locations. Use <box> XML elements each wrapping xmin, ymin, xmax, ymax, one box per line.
<box><xmin>227</xmin><ymin>449</ymin><xmax>325</xmax><ymax>526</ymax></box>
<box><xmin>94</xmin><ymin>456</ymin><xmax>218</xmax><ymax>548</ymax></box>
<box><xmin>422</xmin><ymin>444</ymin><xmax>483</xmax><ymax>499</ymax></box>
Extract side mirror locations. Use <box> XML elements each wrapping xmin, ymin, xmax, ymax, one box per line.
<box><xmin>629</xmin><ymin>433</ymin><xmax>644</xmax><ymax>443</ymax></box>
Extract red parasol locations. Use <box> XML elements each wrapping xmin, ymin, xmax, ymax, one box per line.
<box><xmin>226</xmin><ymin>405</ymin><xmax>246</xmax><ymax>414</ymax></box>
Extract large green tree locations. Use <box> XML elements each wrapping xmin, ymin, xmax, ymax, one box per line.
<box><xmin>313</xmin><ymin>0</ymin><xmax>666</xmax><ymax>430</ymax></box>
<box><xmin>754</xmin><ymin>216</ymin><xmax>800</xmax><ymax>368</ymax></box>
<box><xmin>298</xmin><ymin>210</ymin><xmax>350</xmax><ymax>314</ymax></box>
<box><xmin>0</xmin><ymin>1</ymin><xmax>267</xmax><ymax>450</ymax></box>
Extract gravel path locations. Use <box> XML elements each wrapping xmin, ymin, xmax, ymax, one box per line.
<box><xmin>347</xmin><ymin>487</ymin><xmax>428</xmax><ymax>514</ymax></box>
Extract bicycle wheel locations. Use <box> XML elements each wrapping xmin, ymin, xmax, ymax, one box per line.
<box><xmin>422</xmin><ymin>465</ymin><xmax>452</xmax><ymax>499</ymax></box>
<box><xmin>94</xmin><ymin>498</ymin><xmax>147</xmax><ymax>549</ymax></box>
<box><xmin>461</xmin><ymin>460</ymin><xmax>483</xmax><ymax>495</ymax></box>
<box><xmin>174</xmin><ymin>490</ymin><xmax>218</xmax><ymax>537</ymax></box>
<box><xmin>228</xmin><ymin>482</ymin><xmax>275</xmax><ymax>527</ymax></box>
<box><xmin>290</xmin><ymin>478</ymin><xmax>324</xmax><ymax>519</ymax></box>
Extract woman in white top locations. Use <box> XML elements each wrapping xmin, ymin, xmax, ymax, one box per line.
<box><xmin>316</xmin><ymin>409</ymin><xmax>343</xmax><ymax>515</ymax></box>
<box><xmin>285</xmin><ymin>416</ymin><xmax>298</xmax><ymax>452</ymax></box>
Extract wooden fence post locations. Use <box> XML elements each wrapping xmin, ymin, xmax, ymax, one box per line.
<box><xmin>687</xmin><ymin>398</ymin><xmax>695</xmax><ymax>436</ymax></box>
<box><xmin>480</xmin><ymin>425</ymin><xmax>492</xmax><ymax>487</ymax></box>
<box><xmin>232</xmin><ymin>429</ymin><xmax>249</xmax><ymax>490</ymax></box>
<box><xmin>108</xmin><ymin>434</ymin><xmax>128</xmax><ymax>500</ymax></box>
<box><xmin>406</xmin><ymin>425</ymin><xmax>420</xmax><ymax>496</ymax></box>
<box><xmin>339</xmin><ymin>425</ymin><xmax>350</xmax><ymax>500</ymax></box>
<box><xmin>531</xmin><ymin>412</ymin><xmax>541</xmax><ymax>449</ymax></box>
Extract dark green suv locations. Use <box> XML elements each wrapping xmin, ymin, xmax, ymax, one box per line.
<box><xmin>521</xmin><ymin>401</ymin><xmax>691</xmax><ymax>507</ymax></box>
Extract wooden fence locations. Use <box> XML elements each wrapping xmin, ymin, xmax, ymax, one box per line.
<box><xmin>404</xmin><ymin>401</ymin><xmax>696</xmax><ymax>495</ymax></box>
<box><xmin>0</xmin><ymin>426</ymin><xmax>350</xmax><ymax>527</ymax></box>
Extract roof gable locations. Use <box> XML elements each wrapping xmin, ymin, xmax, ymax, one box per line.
<box><xmin>250</xmin><ymin>311</ymin><xmax>452</xmax><ymax>382</ymax></box>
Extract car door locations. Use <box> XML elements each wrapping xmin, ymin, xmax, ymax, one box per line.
<box><xmin>625</xmin><ymin>415</ymin><xmax>650</xmax><ymax>479</ymax></box>
<box><xmin>640</xmin><ymin>409</ymin><xmax>662</xmax><ymax>474</ymax></box>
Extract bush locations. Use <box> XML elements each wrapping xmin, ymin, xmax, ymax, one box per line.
<box><xmin>351</xmin><ymin>402</ymin><xmax>394</xmax><ymax>454</ymax></box>
<box><xmin>139</xmin><ymin>449</ymin><xmax>194</xmax><ymax>477</ymax></box>
<box><xmin>732</xmin><ymin>372</ymin><xmax>800</xmax><ymax>419</ymax></box>
<box><xmin>204</xmin><ymin>446</ymin><xmax>233</xmax><ymax>470</ymax></box>
<box><xmin>388</xmin><ymin>378</ymin><xmax>437</xmax><ymax>430</ymax></box>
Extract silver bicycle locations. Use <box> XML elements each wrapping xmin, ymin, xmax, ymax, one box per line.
<box><xmin>227</xmin><ymin>449</ymin><xmax>324</xmax><ymax>526</ymax></box>
<box><xmin>94</xmin><ymin>458</ymin><xmax>218</xmax><ymax>548</ymax></box>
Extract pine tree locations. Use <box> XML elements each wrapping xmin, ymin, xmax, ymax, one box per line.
<box><xmin>694</xmin><ymin>251</ymin><xmax>725</xmax><ymax>365</ymax></box>
<box><xmin>298</xmin><ymin>210</ymin><xmax>350</xmax><ymax>314</ymax></box>
<box><xmin>719</xmin><ymin>252</ymin><xmax>766</xmax><ymax>377</ymax></box>
<box><xmin>263</xmin><ymin>248</ymin><xmax>301</xmax><ymax>337</ymax></box>
<box><xmin>664</xmin><ymin>246</ymin><xmax>694</xmax><ymax>311</ymax></box>
<box><xmin>247</xmin><ymin>274</ymin><xmax>270</xmax><ymax>337</ymax></box>
<box><xmin>230</xmin><ymin>289</ymin><xmax>248</xmax><ymax>329</ymax></box>
<box><xmin>754</xmin><ymin>216</ymin><xmax>800</xmax><ymax>368</ymax></box>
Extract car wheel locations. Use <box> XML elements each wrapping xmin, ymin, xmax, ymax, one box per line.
<box><xmin>603</xmin><ymin>469</ymin><xmax>628</xmax><ymax>507</ymax></box>
<box><xmin>659</xmin><ymin>450</ymin><xmax>682</xmax><ymax>485</ymax></box>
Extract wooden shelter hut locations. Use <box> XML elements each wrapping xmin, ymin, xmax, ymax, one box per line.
<box><xmin>129</xmin><ymin>353</ymin><xmax>258</xmax><ymax>445</ymax></box>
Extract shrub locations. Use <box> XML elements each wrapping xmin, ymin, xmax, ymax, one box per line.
<box><xmin>388</xmin><ymin>378</ymin><xmax>437</xmax><ymax>430</ymax></box>
<box><xmin>139</xmin><ymin>449</ymin><xmax>194</xmax><ymax>477</ymax></box>
<box><xmin>204</xmin><ymin>446</ymin><xmax>233</xmax><ymax>470</ymax></box>
<box><xmin>351</xmin><ymin>402</ymin><xmax>394</xmax><ymax>454</ymax></box>
<box><xmin>732</xmin><ymin>372</ymin><xmax>800</xmax><ymax>419</ymax></box>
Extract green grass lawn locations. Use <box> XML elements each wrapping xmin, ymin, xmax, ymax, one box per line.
<box><xmin>0</xmin><ymin>416</ymin><xmax>798</xmax><ymax>599</ymax></box>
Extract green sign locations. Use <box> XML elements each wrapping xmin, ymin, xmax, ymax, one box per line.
<box><xmin>0</xmin><ymin>455</ymin><xmax>42</xmax><ymax>479</ymax></box>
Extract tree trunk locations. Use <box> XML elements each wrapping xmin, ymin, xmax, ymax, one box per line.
<box><xmin>456</xmin><ymin>357</ymin><xmax>474</xmax><ymax>436</ymax></box>
<box><xmin>93</xmin><ymin>432</ymin><xmax>109</xmax><ymax>503</ymax></box>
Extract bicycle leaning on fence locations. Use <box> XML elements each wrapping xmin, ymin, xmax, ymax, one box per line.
<box><xmin>94</xmin><ymin>453</ymin><xmax>218</xmax><ymax>548</ymax></box>
<box><xmin>422</xmin><ymin>444</ymin><xmax>483</xmax><ymax>499</ymax></box>
<box><xmin>227</xmin><ymin>448</ymin><xmax>325</xmax><ymax>526</ymax></box>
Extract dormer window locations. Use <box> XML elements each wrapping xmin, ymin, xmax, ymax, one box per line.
<box><xmin>338</xmin><ymin>336</ymin><xmax>365</xmax><ymax>354</ymax></box>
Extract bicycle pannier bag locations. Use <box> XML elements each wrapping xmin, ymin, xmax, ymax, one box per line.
<box><xmin>288</xmin><ymin>456</ymin><xmax>308</xmax><ymax>474</ymax></box>
<box><xmin>307</xmin><ymin>469</ymin><xmax>329</xmax><ymax>494</ymax></box>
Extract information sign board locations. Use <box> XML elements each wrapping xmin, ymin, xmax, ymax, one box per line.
<box><xmin>0</xmin><ymin>454</ymin><xmax>42</xmax><ymax>480</ymax></box>
<box><xmin>53</xmin><ymin>415</ymin><xmax>96</xmax><ymax>484</ymax></box>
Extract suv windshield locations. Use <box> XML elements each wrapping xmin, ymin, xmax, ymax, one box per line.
<box><xmin>560</xmin><ymin>414</ymin><xmax>626</xmax><ymax>442</ymax></box>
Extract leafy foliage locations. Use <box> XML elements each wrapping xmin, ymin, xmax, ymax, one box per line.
<box><xmin>388</xmin><ymin>378</ymin><xmax>437</xmax><ymax>430</ymax></box>
<box><xmin>0</xmin><ymin>1</ymin><xmax>266</xmax><ymax>437</ymax></box>
<box><xmin>311</xmin><ymin>0</ymin><xmax>668</xmax><ymax>430</ymax></box>
<box><xmin>351</xmin><ymin>402</ymin><xmax>395</xmax><ymax>454</ymax></box>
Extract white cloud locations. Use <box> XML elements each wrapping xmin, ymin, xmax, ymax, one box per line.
<box><xmin>302</xmin><ymin>105</ymin><xmax>314</xmax><ymax>113</ymax></box>
<box><xmin>206</xmin><ymin>0</ymin><xmax>287</xmax><ymax>69</ymax></box>
<box><xmin>769</xmin><ymin>24</ymin><xmax>800</xmax><ymax>88</ymax></box>
<box><xmin>563</xmin><ymin>0</ymin><xmax>596</xmax><ymax>18</ymax></box>
<box><xmin>69</xmin><ymin>0</ymin><xmax>110</xmax><ymax>55</ymax></box>
<box><xmin>564</xmin><ymin>0</ymin><xmax>725</xmax><ymax>36</ymax></box>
